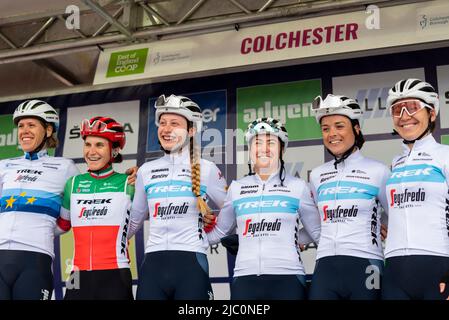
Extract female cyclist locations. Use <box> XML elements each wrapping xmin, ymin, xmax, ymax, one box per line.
<box><xmin>0</xmin><ymin>100</ymin><xmax>79</xmax><ymax>300</ymax></box>
<box><xmin>206</xmin><ymin>117</ymin><xmax>321</xmax><ymax>300</ymax></box>
<box><xmin>308</xmin><ymin>94</ymin><xmax>390</xmax><ymax>300</ymax></box>
<box><xmin>383</xmin><ymin>79</ymin><xmax>449</xmax><ymax>300</ymax></box>
<box><xmin>58</xmin><ymin>116</ymin><xmax>134</xmax><ymax>300</ymax></box>
<box><xmin>128</xmin><ymin>94</ymin><xmax>227</xmax><ymax>300</ymax></box>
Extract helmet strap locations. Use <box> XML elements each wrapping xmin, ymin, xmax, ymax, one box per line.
<box><xmin>328</xmin><ymin>126</ymin><xmax>359</xmax><ymax>170</ymax></box>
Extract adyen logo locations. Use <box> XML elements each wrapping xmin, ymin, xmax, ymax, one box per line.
<box><xmin>242</xmin><ymin>101</ymin><xmax>313</xmax><ymax>125</ymax></box>
<box><xmin>322</xmin><ymin>204</ymin><xmax>358</xmax><ymax>222</ymax></box>
<box><xmin>242</xmin><ymin>218</ymin><xmax>281</xmax><ymax>237</ymax></box>
<box><xmin>390</xmin><ymin>188</ymin><xmax>426</xmax><ymax>207</ymax></box>
<box><xmin>153</xmin><ymin>202</ymin><xmax>189</xmax><ymax>218</ymax></box>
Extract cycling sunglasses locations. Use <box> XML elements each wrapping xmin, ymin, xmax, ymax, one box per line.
<box><xmin>389</xmin><ymin>99</ymin><xmax>432</xmax><ymax>118</ymax></box>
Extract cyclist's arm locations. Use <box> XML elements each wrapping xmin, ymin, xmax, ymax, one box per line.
<box><xmin>56</xmin><ymin>177</ymin><xmax>74</xmax><ymax>236</ymax></box>
<box><xmin>128</xmin><ymin>171</ymin><xmax>149</xmax><ymax>239</ymax></box>
<box><xmin>206</xmin><ymin>183</ymin><xmax>236</xmax><ymax>245</ymax></box>
<box><xmin>298</xmin><ymin>181</ymin><xmax>321</xmax><ymax>245</ymax></box>
<box><xmin>205</xmin><ymin>163</ymin><xmax>227</xmax><ymax>209</ymax></box>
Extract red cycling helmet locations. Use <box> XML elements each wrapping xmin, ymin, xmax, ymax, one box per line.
<box><xmin>81</xmin><ymin>116</ymin><xmax>126</xmax><ymax>149</ymax></box>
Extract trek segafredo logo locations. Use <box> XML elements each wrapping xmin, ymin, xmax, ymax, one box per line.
<box><xmin>390</xmin><ymin>188</ymin><xmax>426</xmax><ymax>208</ymax></box>
<box><xmin>322</xmin><ymin>205</ymin><xmax>358</xmax><ymax>222</ymax></box>
<box><xmin>153</xmin><ymin>202</ymin><xmax>189</xmax><ymax>219</ymax></box>
<box><xmin>242</xmin><ymin>218</ymin><xmax>282</xmax><ymax>237</ymax></box>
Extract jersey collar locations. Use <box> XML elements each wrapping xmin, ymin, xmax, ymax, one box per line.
<box><xmin>402</xmin><ymin>134</ymin><xmax>436</xmax><ymax>153</ymax></box>
<box><xmin>163</xmin><ymin>146</ymin><xmax>191</xmax><ymax>165</ymax></box>
<box><xmin>24</xmin><ymin>149</ymin><xmax>48</xmax><ymax>160</ymax></box>
<box><xmin>88</xmin><ymin>165</ymin><xmax>114</xmax><ymax>179</ymax></box>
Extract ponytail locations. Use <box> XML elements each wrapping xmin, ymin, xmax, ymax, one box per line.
<box><xmin>189</xmin><ymin>137</ymin><xmax>212</xmax><ymax>216</ymax></box>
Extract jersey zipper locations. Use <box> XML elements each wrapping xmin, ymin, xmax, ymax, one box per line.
<box><xmin>167</xmin><ymin>162</ymin><xmax>175</xmax><ymax>250</ymax></box>
<box><xmin>334</xmin><ymin>162</ymin><xmax>345</xmax><ymax>256</ymax></box>
<box><xmin>258</xmin><ymin>182</ymin><xmax>265</xmax><ymax>276</ymax></box>
<box><xmin>404</xmin><ymin>147</ymin><xmax>413</xmax><ymax>256</ymax></box>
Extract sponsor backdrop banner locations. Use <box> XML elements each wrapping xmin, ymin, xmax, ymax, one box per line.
<box><xmin>0</xmin><ymin>114</ymin><xmax>55</xmax><ymax>158</ymax></box>
<box><xmin>147</xmin><ymin>90</ymin><xmax>227</xmax><ymax>153</ymax></box>
<box><xmin>332</xmin><ymin>68</ymin><xmax>426</xmax><ymax>135</ymax></box>
<box><xmin>236</xmin><ymin>79</ymin><xmax>322</xmax><ymax>145</ymax></box>
<box><xmin>63</xmin><ymin>101</ymin><xmax>140</xmax><ymax>158</ymax></box>
<box><xmin>437</xmin><ymin>65</ymin><xmax>449</xmax><ymax>129</ymax></box>
<box><xmin>94</xmin><ymin>0</ymin><xmax>449</xmax><ymax>85</ymax></box>
<box><xmin>1</xmin><ymin>43</ymin><xmax>449</xmax><ymax>300</ymax></box>
<box><xmin>0</xmin><ymin>114</ymin><xmax>22</xmax><ymax>158</ymax></box>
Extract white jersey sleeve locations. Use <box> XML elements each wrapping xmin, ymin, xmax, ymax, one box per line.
<box><xmin>379</xmin><ymin>165</ymin><xmax>391</xmax><ymax>225</ymax></box>
<box><xmin>297</xmin><ymin>180</ymin><xmax>321</xmax><ymax>244</ymax></box>
<box><xmin>204</xmin><ymin>161</ymin><xmax>227</xmax><ymax>209</ymax></box>
<box><xmin>128</xmin><ymin>169</ymin><xmax>149</xmax><ymax>239</ymax></box>
<box><xmin>207</xmin><ymin>182</ymin><xmax>236</xmax><ymax>245</ymax></box>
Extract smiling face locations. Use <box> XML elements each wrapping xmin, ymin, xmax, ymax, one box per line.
<box><xmin>250</xmin><ymin>134</ymin><xmax>281</xmax><ymax>176</ymax></box>
<box><xmin>157</xmin><ymin>113</ymin><xmax>193</xmax><ymax>152</ymax></box>
<box><xmin>391</xmin><ymin>98</ymin><xmax>436</xmax><ymax>143</ymax></box>
<box><xmin>320</xmin><ymin>115</ymin><xmax>359</xmax><ymax>158</ymax></box>
<box><xmin>18</xmin><ymin>117</ymin><xmax>52</xmax><ymax>153</ymax></box>
<box><xmin>83</xmin><ymin>135</ymin><xmax>111</xmax><ymax>171</ymax></box>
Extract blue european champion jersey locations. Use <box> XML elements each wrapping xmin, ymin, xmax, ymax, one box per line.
<box><xmin>0</xmin><ymin>150</ymin><xmax>79</xmax><ymax>258</ymax></box>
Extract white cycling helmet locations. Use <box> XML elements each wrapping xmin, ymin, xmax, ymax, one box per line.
<box><xmin>13</xmin><ymin>99</ymin><xmax>59</xmax><ymax>131</ymax></box>
<box><xmin>245</xmin><ymin>117</ymin><xmax>289</xmax><ymax>149</ymax></box>
<box><xmin>312</xmin><ymin>94</ymin><xmax>363</xmax><ymax>124</ymax></box>
<box><xmin>154</xmin><ymin>94</ymin><xmax>203</xmax><ymax>131</ymax></box>
<box><xmin>387</xmin><ymin>78</ymin><xmax>439</xmax><ymax>116</ymax></box>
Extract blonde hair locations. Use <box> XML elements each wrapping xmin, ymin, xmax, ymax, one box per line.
<box><xmin>189</xmin><ymin>137</ymin><xmax>212</xmax><ymax>216</ymax></box>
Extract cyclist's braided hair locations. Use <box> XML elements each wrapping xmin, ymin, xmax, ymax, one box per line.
<box><xmin>189</xmin><ymin>136</ymin><xmax>212</xmax><ymax>216</ymax></box>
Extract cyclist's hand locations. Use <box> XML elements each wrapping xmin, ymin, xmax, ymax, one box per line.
<box><xmin>125</xmin><ymin>166</ymin><xmax>138</xmax><ymax>185</ymax></box>
<box><xmin>381</xmin><ymin>224</ymin><xmax>388</xmax><ymax>241</ymax></box>
<box><xmin>203</xmin><ymin>214</ymin><xmax>216</xmax><ymax>233</ymax></box>
<box><xmin>439</xmin><ymin>270</ymin><xmax>449</xmax><ymax>300</ymax></box>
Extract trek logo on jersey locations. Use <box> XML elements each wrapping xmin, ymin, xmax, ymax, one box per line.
<box><xmin>322</xmin><ymin>205</ymin><xmax>358</xmax><ymax>222</ymax></box>
<box><xmin>146</xmin><ymin>180</ymin><xmax>207</xmax><ymax>199</ymax></box>
<box><xmin>388</xmin><ymin>165</ymin><xmax>445</xmax><ymax>184</ymax></box>
<box><xmin>242</xmin><ymin>218</ymin><xmax>281</xmax><ymax>237</ymax></box>
<box><xmin>14</xmin><ymin>169</ymin><xmax>43</xmax><ymax>183</ymax></box>
<box><xmin>319</xmin><ymin>186</ymin><xmax>368</xmax><ymax>196</ymax></box>
<box><xmin>317</xmin><ymin>181</ymin><xmax>378</xmax><ymax>202</ymax></box>
<box><xmin>233</xmin><ymin>195</ymin><xmax>299</xmax><ymax>216</ymax></box>
<box><xmin>76</xmin><ymin>198</ymin><xmax>112</xmax><ymax>205</ymax></box>
<box><xmin>78</xmin><ymin>206</ymin><xmax>109</xmax><ymax>218</ymax></box>
<box><xmin>237</xmin><ymin>200</ymin><xmax>289</xmax><ymax>211</ymax></box>
<box><xmin>390</xmin><ymin>168</ymin><xmax>432</xmax><ymax>179</ymax></box>
<box><xmin>153</xmin><ymin>202</ymin><xmax>189</xmax><ymax>219</ymax></box>
<box><xmin>389</xmin><ymin>188</ymin><xmax>426</xmax><ymax>207</ymax></box>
